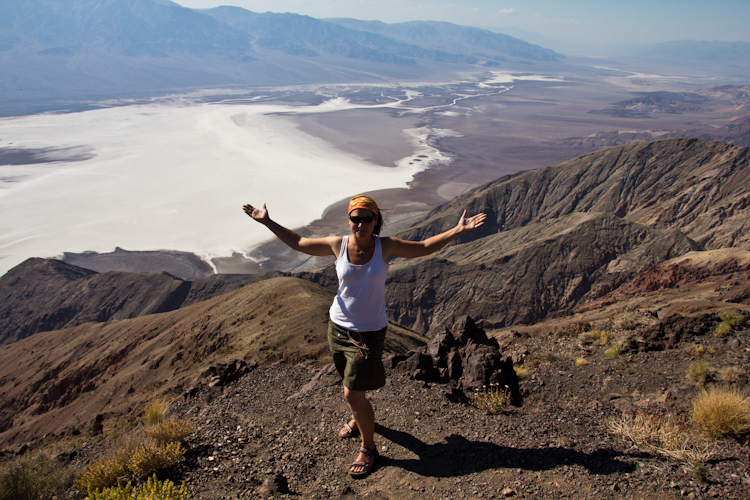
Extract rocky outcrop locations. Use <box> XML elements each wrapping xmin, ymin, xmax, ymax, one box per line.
<box><xmin>387</xmin><ymin>316</ymin><xmax>521</xmax><ymax>406</ymax></box>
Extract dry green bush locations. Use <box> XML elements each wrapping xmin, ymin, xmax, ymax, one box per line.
<box><xmin>144</xmin><ymin>398</ymin><xmax>169</xmax><ymax>427</ymax></box>
<box><xmin>718</xmin><ymin>366</ymin><xmax>742</xmax><ymax>384</ymax></box>
<box><xmin>512</xmin><ymin>365</ymin><xmax>529</xmax><ymax>380</ymax></box>
<box><xmin>145</xmin><ymin>420</ymin><xmax>197</xmax><ymax>447</ymax></box>
<box><xmin>606</xmin><ymin>411</ymin><xmax>713</xmax><ymax>464</ymax></box>
<box><xmin>84</xmin><ymin>473</ymin><xmax>186</xmax><ymax>500</ymax></box>
<box><xmin>75</xmin><ymin>436</ymin><xmax>142</xmax><ymax>492</ymax></box>
<box><xmin>719</xmin><ymin>310</ymin><xmax>745</xmax><ymax>328</ymax></box>
<box><xmin>688</xmin><ymin>361</ymin><xmax>711</xmax><ymax>388</ymax></box>
<box><xmin>575</xmin><ymin>357</ymin><xmax>588</xmax><ymax>367</ymax></box>
<box><xmin>690</xmin><ymin>344</ymin><xmax>715</xmax><ymax>358</ymax></box>
<box><xmin>716</xmin><ymin>322</ymin><xmax>732</xmax><ymax>337</ymax></box>
<box><xmin>0</xmin><ymin>451</ymin><xmax>78</xmax><ymax>500</ymax></box>
<box><xmin>692</xmin><ymin>387</ymin><xmax>750</xmax><ymax>438</ymax></box>
<box><xmin>473</xmin><ymin>384</ymin><xmax>511</xmax><ymax>414</ymax></box>
<box><xmin>603</xmin><ymin>342</ymin><xmax>621</xmax><ymax>359</ymax></box>
<box><xmin>128</xmin><ymin>443</ymin><xmax>185</xmax><ymax>478</ymax></box>
<box><xmin>77</xmin><ymin>400</ymin><xmax>195</xmax><ymax>493</ymax></box>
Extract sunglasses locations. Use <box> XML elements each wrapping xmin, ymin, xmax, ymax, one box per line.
<box><xmin>349</xmin><ymin>214</ymin><xmax>376</xmax><ymax>224</ymax></box>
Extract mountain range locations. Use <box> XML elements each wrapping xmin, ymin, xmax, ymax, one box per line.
<box><xmin>0</xmin><ymin>0</ymin><xmax>561</xmax><ymax>115</ymax></box>
<box><xmin>1</xmin><ymin>137</ymin><xmax>749</xmax><ymax>448</ymax></box>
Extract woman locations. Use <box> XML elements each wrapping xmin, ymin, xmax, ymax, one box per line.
<box><xmin>243</xmin><ymin>195</ymin><xmax>485</xmax><ymax>478</ymax></box>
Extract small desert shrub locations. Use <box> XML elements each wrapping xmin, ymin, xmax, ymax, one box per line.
<box><xmin>617</xmin><ymin>312</ymin><xmax>641</xmax><ymax>331</ymax></box>
<box><xmin>75</xmin><ymin>445</ymin><xmax>133</xmax><ymax>493</ymax></box>
<box><xmin>603</xmin><ymin>342</ymin><xmax>621</xmax><ymax>359</ymax></box>
<box><xmin>719</xmin><ymin>310</ymin><xmax>745</xmax><ymax>328</ymax></box>
<box><xmin>689</xmin><ymin>462</ymin><xmax>709</xmax><ymax>485</ymax></box>
<box><xmin>145</xmin><ymin>420</ymin><xmax>197</xmax><ymax>447</ymax></box>
<box><xmin>716</xmin><ymin>322</ymin><xmax>732</xmax><ymax>337</ymax></box>
<box><xmin>575</xmin><ymin>357</ymin><xmax>588</xmax><ymax>367</ymax></box>
<box><xmin>77</xmin><ymin>439</ymin><xmax>186</xmax><ymax>492</ymax></box>
<box><xmin>691</xmin><ymin>344</ymin><xmax>715</xmax><ymax>358</ymax></box>
<box><xmin>718</xmin><ymin>366</ymin><xmax>742</xmax><ymax>384</ymax></box>
<box><xmin>687</xmin><ymin>361</ymin><xmax>711</xmax><ymax>388</ymax></box>
<box><xmin>84</xmin><ymin>474</ymin><xmax>186</xmax><ymax>500</ymax></box>
<box><xmin>128</xmin><ymin>442</ymin><xmax>185</xmax><ymax>478</ymax></box>
<box><xmin>692</xmin><ymin>387</ymin><xmax>750</xmax><ymax>438</ymax></box>
<box><xmin>473</xmin><ymin>384</ymin><xmax>510</xmax><ymax>414</ymax></box>
<box><xmin>590</xmin><ymin>330</ymin><xmax>610</xmax><ymax>346</ymax></box>
<box><xmin>77</xmin><ymin>400</ymin><xmax>195</xmax><ymax>492</ymax></box>
<box><xmin>0</xmin><ymin>452</ymin><xmax>78</xmax><ymax>500</ymax></box>
<box><xmin>606</xmin><ymin>411</ymin><xmax>713</xmax><ymax>464</ymax></box>
<box><xmin>513</xmin><ymin>364</ymin><xmax>529</xmax><ymax>380</ymax></box>
<box><xmin>144</xmin><ymin>398</ymin><xmax>169</xmax><ymax>427</ymax></box>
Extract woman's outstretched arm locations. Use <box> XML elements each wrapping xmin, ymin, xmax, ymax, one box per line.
<box><xmin>382</xmin><ymin>209</ymin><xmax>486</xmax><ymax>259</ymax></box>
<box><xmin>243</xmin><ymin>203</ymin><xmax>340</xmax><ymax>257</ymax></box>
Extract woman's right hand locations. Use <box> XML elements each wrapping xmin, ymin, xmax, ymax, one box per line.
<box><xmin>243</xmin><ymin>203</ymin><xmax>268</xmax><ymax>224</ymax></box>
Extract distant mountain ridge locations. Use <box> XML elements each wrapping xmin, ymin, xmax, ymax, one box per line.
<box><xmin>0</xmin><ymin>0</ymin><xmax>561</xmax><ymax>114</ymax></box>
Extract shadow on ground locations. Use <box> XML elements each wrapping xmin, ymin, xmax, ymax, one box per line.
<box><xmin>375</xmin><ymin>424</ymin><xmax>638</xmax><ymax>477</ymax></box>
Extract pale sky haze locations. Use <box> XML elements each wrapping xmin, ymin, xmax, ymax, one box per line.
<box><xmin>174</xmin><ymin>0</ymin><xmax>750</xmax><ymax>54</ymax></box>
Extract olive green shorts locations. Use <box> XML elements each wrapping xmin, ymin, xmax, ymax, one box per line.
<box><xmin>328</xmin><ymin>320</ymin><xmax>387</xmax><ymax>391</ymax></box>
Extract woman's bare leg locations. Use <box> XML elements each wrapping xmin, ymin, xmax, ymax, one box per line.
<box><xmin>343</xmin><ymin>385</ymin><xmax>375</xmax><ymax>471</ymax></box>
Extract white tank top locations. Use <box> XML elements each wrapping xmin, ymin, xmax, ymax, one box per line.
<box><xmin>328</xmin><ymin>235</ymin><xmax>389</xmax><ymax>332</ymax></box>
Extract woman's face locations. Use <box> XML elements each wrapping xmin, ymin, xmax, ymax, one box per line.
<box><xmin>349</xmin><ymin>208</ymin><xmax>376</xmax><ymax>239</ymax></box>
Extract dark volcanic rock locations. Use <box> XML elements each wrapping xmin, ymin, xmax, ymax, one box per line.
<box><xmin>394</xmin><ymin>315</ymin><xmax>521</xmax><ymax>405</ymax></box>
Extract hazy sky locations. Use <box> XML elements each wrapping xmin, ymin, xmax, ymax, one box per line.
<box><xmin>174</xmin><ymin>0</ymin><xmax>750</xmax><ymax>54</ymax></box>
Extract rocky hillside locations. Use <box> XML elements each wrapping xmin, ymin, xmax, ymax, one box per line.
<box><xmin>375</xmin><ymin>138</ymin><xmax>750</xmax><ymax>333</ymax></box>
<box><xmin>0</xmin><ymin>258</ymin><xmax>251</xmax><ymax>345</ymax></box>
<box><xmin>0</xmin><ymin>276</ymin><xmax>426</xmax><ymax>447</ymax></box>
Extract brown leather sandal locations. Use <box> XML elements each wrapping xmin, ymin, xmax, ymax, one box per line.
<box><xmin>339</xmin><ymin>420</ymin><xmax>359</xmax><ymax>439</ymax></box>
<box><xmin>349</xmin><ymin>445</ymin><xmax>377</xmax><ymax>479</ymax></box>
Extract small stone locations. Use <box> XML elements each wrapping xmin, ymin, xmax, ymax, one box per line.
<box><xmin>502</xmin><ymin>487</ymin><xmax>516</xmax><ymax>496</ymax></box>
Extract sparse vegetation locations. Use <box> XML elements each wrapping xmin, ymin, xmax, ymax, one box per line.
<box><xmin>589</xmin><ymin>330</ymin><xmax>610</xmax><ymax>346</ymax></box>
<box><xmin>687</xmin><ymin>361</ymin><xmax>711</xmax><ymax>388</ymax></box>
<box><xmin>145</xmin><ymin>420</ymin><xmax>196</xmax><ymax>447</ymax></box>
<box><xmin>0</xmin><ymin>451</ymin><xmax>78</xmax><ymax>500</ymax></box>
<box><xmin>513</xmin><ymin>364</ymin><xmax>529</xmax><ymax>380</ymax></box>
<box><xmin>144</xmin><ymin>398</ymin><xmax>169</xmax><ymax>427</ymax></box>
<box><xmin>719</xmin><ymin>309</ymin><xmax>745</xmax><ymax>328</ymax></box>
<box><xmin>716</xmin><ymin>322</ymin><xmax>731</xmax><ymax>336</ymax></box>
<box><xmin>617</xmin><ymin>312</ymin><xmax>642</xmax><ymax>331</ymax></box>
<box><xmin>84</xmin><ymin>474</ymin><xmax>186</xmax><ymax>500</ymax></box>
<box><xmin>692</xmin><ymin>387</ymin><xmax>750</xmax><ymax>438</ymax></box>
<box><xmin>76</xmin><ymin>401</ymin><xmax>194</xmax><ymax>492</ymax></box>
<box><xmin>603</xmin><ymin>342</ymin><xmax>621</xmax><ymax>359</ymax></box>
<box><xmin>472</xmin><ymin>384</ymin><xmax>510</xmax><ymax>414</ymax></box>
<box><xmin>575</xmin><ymin>357</ymin><xmax>588</xmax><ymax>366</ymax></box>
<box><xmin>128</xmin><ymin>442</ymin><xmax>186</xmax><ymax>479</ymax></box>
<box><xmin>718</xmin><ymin>366</ymin><xmax>742</xmax><ymax>384</ymax></box>
<box><xmin>606</xmin><ymin>411</ymin><xmax>713</xmax><ymax>465</ymax></box>
<box><xmin>691</xmin><ymin>344</ymin><xmax>715</xmax><ymax>358</ymax></box>
<box><xmin>716</xmin><ymin>310</ymin><xmax>745</xmax><ymax>337</ymax></box>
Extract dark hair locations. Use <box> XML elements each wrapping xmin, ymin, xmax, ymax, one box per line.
<box><xmin>373</xmin><ymin>212</ymin><xmax>384</xmax><ymax>235</ymax></box>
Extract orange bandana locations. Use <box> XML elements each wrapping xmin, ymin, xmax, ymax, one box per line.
<box><xmin>348</xmin><ymin>195</ymin><xmax>379</xmax><ymax>217</ymax></box>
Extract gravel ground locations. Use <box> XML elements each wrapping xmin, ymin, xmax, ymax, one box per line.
<box><xmin>162</xmin><ymin>318</ymin><xmax>750</xmax><ymax>500</ymax></box>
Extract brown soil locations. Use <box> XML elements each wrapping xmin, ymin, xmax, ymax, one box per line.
<box><xmin>66</xmin><ymin>313</ymin><xmax>749</xmax><ymax>500</ymax></box>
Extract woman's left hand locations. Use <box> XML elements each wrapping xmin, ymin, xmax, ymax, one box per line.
<box><xmin>457</xmin><ymin>210</ymin><xmax>487</xmax><ymax>233</ymax></box>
